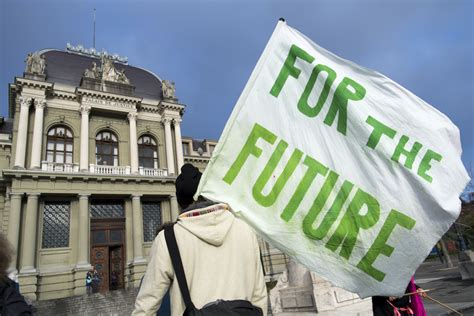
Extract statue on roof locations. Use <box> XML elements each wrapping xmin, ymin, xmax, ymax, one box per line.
<box><xmin>162</xmin><ymin>80</ymin><xmax>176</xmax><ymax>99</ymax></box>
<box><xmin>116</xmin><ymin>69</ymin><xmax>130</xmax><ymax>84</ymax></box>
<box><xmin>25</xmin><ymin>52</ymin><xmax>46</xmax><ymax>75</ymax></box>
<box><xmin>100</xmin><ymin>55</ymin><xmax>130</xmax><ymax>84</ymax></box>
<box><xmin>84</xmin><ymin>62</ymin><xmax>100</xmax><ymax>79</ymax></box>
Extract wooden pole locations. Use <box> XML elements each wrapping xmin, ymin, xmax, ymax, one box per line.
<box><xmin>424</xmin><ymin>294</ymin><xmax>463</xmax><ymax>316</ymax></box>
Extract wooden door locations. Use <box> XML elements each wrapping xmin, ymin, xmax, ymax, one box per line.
<box><xmin>90</xmin><ymin>217</ymin><xmax>125</xmax><ymax>293</ymax></box>
<box><xmin>91</xmin><ymin>246</ymin><xmax>109</xmax><ymax>293</ymax></box>
<box><xmin>109</xmin><ymin>246</ymin><xmax>124</xmax><ymax>290</ymax></box>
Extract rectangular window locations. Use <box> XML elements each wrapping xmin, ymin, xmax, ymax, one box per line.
<box><xmin>142</xmin><ymin>203</ymin><xmax>162</xmax><ymax>242</ymax></box>
<box><xmin>182</xmin><ymin>143</ymin><xmax>190</xmax><ymax>156</ymax></box>
<box><xmin>209</xmin><ymin>145</ymin><xmax>216</xmax><ymax>154</ymax></box>
<box><xmin>42</xmin><ymin>202</ymin><xmax>70</xmax><ymax>248</ymax></box>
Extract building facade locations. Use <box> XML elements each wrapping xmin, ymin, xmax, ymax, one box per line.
<box><xmin>0</xmin><ymin>45</ymin><xmax>288</xmax><ymax>302</ymax></box>
<box><xmin>0</xmin><ymin>46</ymin><xmax>192</xmax><ymax>300</ymax></box>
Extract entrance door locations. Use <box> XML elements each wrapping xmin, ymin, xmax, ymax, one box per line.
<box><xmin>90</xmin><ymin>217</ymin><xmax>125</xmax><ymax>292</ymax></box>
<box><xmin>91</xmin><ymin>246</ymin><xmax>109</xmax><ymax>293</ymax></box>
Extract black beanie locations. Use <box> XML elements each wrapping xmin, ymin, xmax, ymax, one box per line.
<box><xmin>175</xmin><ymin>163</ymin><xmax>202</xmax><ymax>209</ymax></box>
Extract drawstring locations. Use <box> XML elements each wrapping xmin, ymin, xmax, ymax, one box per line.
<box><xmin>387</xmin><ymin>300</ymin><xmax>414</xmax><ymax>316</ymax></box>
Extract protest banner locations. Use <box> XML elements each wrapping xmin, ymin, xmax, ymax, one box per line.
<box><xmin>195</xmin><ymin>20</ymin><xmax>470</xmax><ymax>297</ymax></box>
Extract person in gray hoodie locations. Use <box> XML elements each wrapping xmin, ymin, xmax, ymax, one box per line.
<box><xmin>133</xmin><ymin>164</ymin><xmax>267</xmax><ymax>316</ymax></box>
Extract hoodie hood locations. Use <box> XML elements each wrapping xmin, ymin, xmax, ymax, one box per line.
<box><xmin>177</xmin><ymin>203</ymin><xmax>234</xmax><ymax>246</ymax></box>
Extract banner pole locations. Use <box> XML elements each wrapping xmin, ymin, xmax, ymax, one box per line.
<box><xmin>424</xmin><ymin>294</ymin><xmax>463</xmax><ymax>316</ymax></box>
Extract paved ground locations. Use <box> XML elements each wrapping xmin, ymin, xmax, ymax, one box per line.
<box><xmin>415</xmin><ymin>256</ymin><xmax>474</xmax><ymax>315</ymax></box>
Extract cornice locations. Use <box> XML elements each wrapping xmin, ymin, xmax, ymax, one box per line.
<box><xmin>52</xmin><ymin>90</ymin><xmax>78</xmax><ymax>101</ymax></box>
<box><xmin>159</xmin><ymin>100</ymin><xmax>186</xmax><ymax>113</ymax></box>
<box><xmin>15</xmin><ymin>77</ymin><xmax>53</xmax><ymax>90</ymax></box>
<box><xmin>140</xmin><ymin>104</ymin><xmax>161</xmax><ymax>114</ymax></box>
<box><xmin>76</xmin><ymin>88</ymin><xmax>142</xmax><ymax>104</ymax></box>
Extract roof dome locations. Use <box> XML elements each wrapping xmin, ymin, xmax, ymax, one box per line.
<box><xmin>39</xmin><ymin>49</ymin><xmax>163</xmax><ymax>101</ymax></box>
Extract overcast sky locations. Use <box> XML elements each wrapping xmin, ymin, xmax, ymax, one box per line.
<box><xmin>0</xmin><ymin>0</ymin><xmax>472</xmax><ymax>173</ymax></box>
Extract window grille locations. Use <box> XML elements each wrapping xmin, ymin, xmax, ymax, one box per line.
<box><xmin>42</xmin><ymin>202</ymin><xmax>70</xmax><ymax>248</ymax></box>
<box><xmin>142</xmin><ymin>203</ymin><xmax>162</xmax><ymax>242</ymax></box>
<box><xmin>90</xmin><ymin>202</ymin><xmax>124</xmax><ymax>218</ymax></box>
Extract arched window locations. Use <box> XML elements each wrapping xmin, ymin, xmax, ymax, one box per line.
<box><xmin>46</xmin><ymin>126</ymin><xmax>74</xmax><ymax>164</ymax></box>
<box><xmin>96</xmin><ymin>131</ymin><xmax>119</xmax><ymax>166</ymax></box>
<box><xmin>138</xmin><ymin>135</ymin><xmax>158</xmax><ymax>169</ymax></box>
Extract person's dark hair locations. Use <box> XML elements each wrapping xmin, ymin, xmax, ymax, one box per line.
<box><xmin>0</xmin><ymin>232</ymin><xmax>14</xmax><ymax>283</ymax></box>
<box><xmin>175</xmin><ymin>163</ymin><xmax>202</xmax><ymax>209</ymax></box>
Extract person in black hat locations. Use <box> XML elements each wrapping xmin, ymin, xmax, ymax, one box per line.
<box><xmin>133</xmin><ymin>163</ymin><xmax>267</xmax><ymax>315</ymax></box>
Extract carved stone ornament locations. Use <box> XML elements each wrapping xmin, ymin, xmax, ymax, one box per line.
<box><xmin>162</xmin><ymin>80</ymin><xmax>176</xmax><ymax>99</ymax></box>
<box><xmin>80</xmin><ymin>105</ymin><xmax>92</xmax><ymax>115</ymax></box>
<box><xmin>84</xmin><ymin>62</ymin><xmax>100</xmax><ymax>79</ymax></box>
<box><xmin>127</xmin><ymin>111</ymin><xmax>138</xmax><ymax>121</ymax></box>
<box><xmin>33</xmin><ymin>99</ymin><xmax>47</xmax><ymax>109</ymax></box>
<box><xmin>18</xmin><ymin>96</ymin><xmax>32</xmax><ymax>107</ymax></box>
<box><xmin>162</xmin><ymin>117</ymin><xmax>173</xmax><ymax>125</ymax></box>
<box><xmin>25</xmin><ymin>52</ymin><xmax>46</xmax><ymax>75</ymax></box>
<box><xmin>172</xmin><ymin>118</ymin><xmax>182</xmax><ymax>126</ymax></box>
<box><xmin>83</xmin><ymin>55</ymin><xmax>130</xmax><ymax>84</ymax></box>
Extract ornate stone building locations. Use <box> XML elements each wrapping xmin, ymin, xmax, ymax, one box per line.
<box><xmin>0</xmin><ymin>45</ymin><xmax>290</xmax><ymax>304</ymax></box>
<box><xmin>0</xmin><ymin>45</ymin><xmax>193</xmax><ymax>300</ymax></box>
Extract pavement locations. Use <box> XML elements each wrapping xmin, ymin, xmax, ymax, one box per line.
<box><xmin>414</xmin><ymin>256</ymin><xmax>474</xmax><ymax>316</ymax></box>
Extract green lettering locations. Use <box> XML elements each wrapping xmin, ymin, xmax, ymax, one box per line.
<box><xmin>326</xmin><ymin>189</ymin><xmax>380</xmax><ymax>259</ymax></box>
<box><xmin>391</xmin><ymin>135</ymin><xmax>422</xmax><ymax>169</ymax></box>
<box><xmin>323</xmin><ymin>77</ymin><xmax>366</xmax><ymax>135</ymax></box>
<box><xmin>270</xmin><ymin>45</ymin><xmax>315</xmax><ymax>97</ymax></box>
<box><xmin>302</xmin><ymin>171</ymin><xmax>339</xmax><ymax>237</ymax></box>
<box><xmin>281</xmin><ymin>156</ymin><xmax>328</xmax><ymax>222</ymax></box>
<box><xmin>357</xmin><ymin>209</ymin><xmax>416</xmax><ymax>281</ymax></box>
<box><xmin>253</xmin><ymin>141</ymin><xmax>303</xmax><ymax>207</ymax></box>
<box><xmin>417</xmin><ymin>149</ymin><xmax>443</xmax><ymax>183</ymax></box>
<box><xmin>304</xmin><ymin>180</ymin><xmax>354</xmax><ymax>240</ymax></box>
<box><xmin>365</xmin><ymin>116</ymin><xmax>397</xmax><ymax>150</ymax></box>
<box><xmin>297</xmin><ymin>64</ymin><xmax>337</xmax><ymax>118</ymax></box>
<box><xmin>223</xmin><ymin>123</ymin><xmax>277</xmax><ymax>185</ymax></box>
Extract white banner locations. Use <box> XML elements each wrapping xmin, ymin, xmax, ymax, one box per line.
<box><xmin>196</xmin><ymin>21</ymin><xmax>469</xmax><ymax>297</ymax></box>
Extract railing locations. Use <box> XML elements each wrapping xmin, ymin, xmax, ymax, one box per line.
<box><xmin>139</xmin><ymin>167</ymin><xmax>168</xmax><ymax>177</ymax></box>
<box><xmin>41</xmin><ymin>161</ymin><xmax>79</xmax><ymax>173</ymax></box>
<box><xmin>89</xmin><ymin>164</ymin><xmax>130</xmax><ymax>175</ymax></box>
<box><xmin>39</xmin><ymin>161</ymin><xmax>168</xmax><ymax>177</ymax></box>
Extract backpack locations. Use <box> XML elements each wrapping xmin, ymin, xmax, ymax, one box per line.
<box><xmin>164</xmin><ymin>224</ymin><xmax>263</xmax><ymax>316</ymax></box>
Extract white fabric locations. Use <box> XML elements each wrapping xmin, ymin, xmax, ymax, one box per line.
<box><xmin>196</xmin><ymin>21</ymin><xmax>469</xmax><ymax>297</ymax></box>
<box><xmin>132</xmin><ymin>204</ymin><xmax>267</xmax><ymax>316</ymax></box>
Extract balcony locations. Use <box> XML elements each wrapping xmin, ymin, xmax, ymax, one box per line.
<box><xmin>40</xmin><ymin>161</ymin><xmax>168</xmax><ymax>177</ymax></box>
<box><xmin>41</xmin><ymin>161</ymin><xmax>80</xmax><ymax>173</ymax></box>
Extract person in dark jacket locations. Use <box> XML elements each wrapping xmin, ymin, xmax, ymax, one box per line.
<box><xmin>0</xmin><ymin>232</ymin><xmax>32</xmax><ymax>315</ymax></box>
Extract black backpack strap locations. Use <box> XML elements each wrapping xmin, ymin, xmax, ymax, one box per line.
<box><xmin>164</xmin><ymin>224</ymin><xmax>194</xmax><ymax>309</ymax></box>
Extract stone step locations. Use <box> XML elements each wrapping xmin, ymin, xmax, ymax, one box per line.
<box><xmin>33</xmin><ymin>287</ymin><xmax>140</xmax><ymax>316</ymax></box>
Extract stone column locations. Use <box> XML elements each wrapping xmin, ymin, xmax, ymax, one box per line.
<box><xmin>7</xmin><ymin>193</ymin><xmax>23</xmax><ymax>270</ymax></box>
<box><xmin>128</xmin><ymin>111</ymin><xmax>139</xmax><ymax>174</ymax></box>
<box><xmin>79</xmin><ymin>105</ymin><xmax>91</xmax><ymax>171</ymax></box>
<box><xmin>173</xmin><ymin>118</ymin><xmax>184</xmax><ymax>173</ymax></box>
<box><xmin>170</xmin><ymin>195</ymin><xmax>179</xmax><ymax>221</ymax></box>
<box><xmin>132</xmin><ymin>195</ymin><xmax>145</xmax><ymax>262</ymax></box>
<box><xmin>14</xmin><ymin>97</ymin><xmax>31</xmax><ymax>169</ymax></box>
<box><xmin>163</xmin><ymin>118</ymin><xmax>176</xmax><ymax>175</ymax></box>
<box><xmin>30</xmin><ymin>99</ymin><xmax>47</xmax><ymax>169</ymax></box>
<box><xmin>20</xmin><ymin>193</ymin><xmax>39</xmax><ymax>273</ymax></box>
<box><xmin>77</xmin><ymin>194</ymin><xmax>91</xmax><ymax>267</ymax></box>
